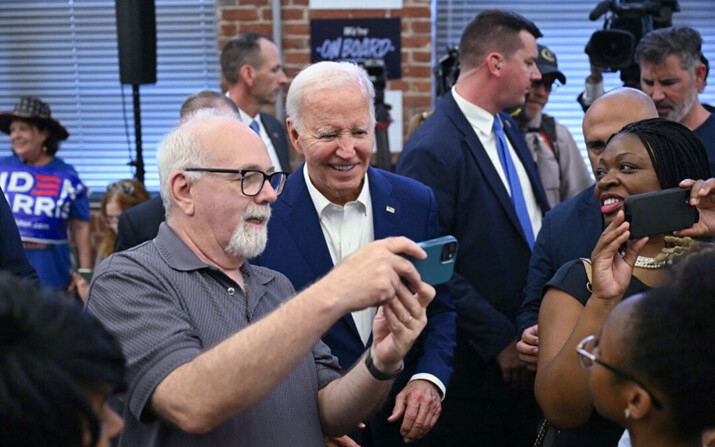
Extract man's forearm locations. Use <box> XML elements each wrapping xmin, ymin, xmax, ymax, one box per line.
<box><xmin>69</xmin><ymin>219</ymin><xmax>92</xmax><ymax>268</ymax></box>
<box><xmin>151</xmin><ymin>281</ymin><xmax>346</xmax><ymax>434</ymax></box>
<box><xmin>318</xmin><ymin>350</ymin><xmax>395</xmax><ymax>436</ymax></box>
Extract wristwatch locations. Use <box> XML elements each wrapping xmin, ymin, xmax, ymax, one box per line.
<box><xmin>364</xmin><ymin>349</ymin><xmax>404</xmax><ymax>381</ymax></box>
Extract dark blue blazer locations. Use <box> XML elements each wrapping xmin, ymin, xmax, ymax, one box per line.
<box><xmin>260</xmin><ymin>111</ymin><xmax>291</xmax><ymax>173</ymax></box>
<box><xmin>255</xmin><ymin>165</ymin><xmax>456</xmax><ymax>385</ymax></box>
<box><xmin>516</xmin><ymin>185</ymin><xmax>602</xmax><ymax>336</ymax></box>
<box><xmin>396</xmin><ymin>91</ymin><xmax>550</xmax><ymax>373</ymax></box>
<box><xmin>114</xmin><ymin>195</ymin><xmax>165</xmax><ymax>252</ymax></box>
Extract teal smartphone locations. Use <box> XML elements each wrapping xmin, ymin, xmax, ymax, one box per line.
<box><xmin>407</xmin><ymin>235</ymin><xmax>458</xmax><ymax>285</ymax></box>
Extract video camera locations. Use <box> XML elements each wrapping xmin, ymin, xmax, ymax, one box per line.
<box><xmin>586</xmin><ymin>0</ymin><xmax>679</xmax><ymax>87</ymax></box>
<box><xmin>434</xmin><ymin>47</ymin><xmax>460</xmax><ymax>99</ymax></box>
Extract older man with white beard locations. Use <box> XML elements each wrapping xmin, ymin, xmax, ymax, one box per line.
<box><xmin>85</xmin><ymin>109</ymin><xmax>436</xmax><ymax>447</ymax></box>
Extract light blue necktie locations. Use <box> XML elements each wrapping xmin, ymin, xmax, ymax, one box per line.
<box><xmin>493</xmin><ymin>116</ymin><xmax>534</xmax><ymax>249</ymax></box>
<box><xmin>249</xmin><ymin>120</ymin><xmax>260</xmax><ymax>135</ymax></box>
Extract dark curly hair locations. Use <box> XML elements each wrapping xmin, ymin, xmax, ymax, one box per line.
<box><xmin>625</xmin><ymin>246</ymin><xmax>715</xmax><ymax>439</ymax></box>
<box><xmin>0</xmin><ymin>273</ymin><xmax>125</xmax><ymax>447</ymax></box>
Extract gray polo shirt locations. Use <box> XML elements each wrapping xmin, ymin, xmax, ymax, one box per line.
<box><xmin>86</xmin><ymin>223</ymin><xmax>342</xmax><ymax>447</ymax></box>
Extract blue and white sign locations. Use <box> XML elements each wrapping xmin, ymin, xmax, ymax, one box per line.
<box><xmin>0</xmin><ymin>165</ymin><xmax>87</xmax><ymax>243</ymax></box>
<box><xmin>310</xmin><ymin>18</ymin><xmax>402</xmax><ymax>79</ymax></box>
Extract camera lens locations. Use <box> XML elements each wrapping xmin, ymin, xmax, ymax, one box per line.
<box><xmin>441</xmin><ymin>242</ymin><xmax>457</xmax><ymax>262</ymax></box>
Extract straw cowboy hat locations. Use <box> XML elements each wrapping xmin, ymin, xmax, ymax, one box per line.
<box><xmin>0</xmin><ymin>96</ymin><xmax>70</xmax><ymax>141</ymax></box>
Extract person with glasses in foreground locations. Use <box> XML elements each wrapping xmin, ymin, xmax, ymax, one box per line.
<box><xmin>578</xmin><ymin>246</ymin><xmax>715</xmax><ymax>447</ymax></box>
<box><xmin>85</xmin><ymin>108</ymin><xmax>436</xmax><ymax>447</ymax></box>
<box><xmin>534</xmin><ymin>118</ymin><xmax>711</xmax><ymax>447</ymax></box>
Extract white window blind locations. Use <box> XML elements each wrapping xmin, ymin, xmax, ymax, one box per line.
<box><xmin>0</xmin><ymin>0</ymin><xmax>220</xmax><ymax>194</ymax></box>
<box><xmin>433</xmin><ymin>1</ymin><xmax>715</xmax><ymax>167</ymax></box>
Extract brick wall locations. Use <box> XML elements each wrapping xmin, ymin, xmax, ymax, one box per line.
<box><xmin>217</xmin><ymin>0</ymin><xmax>433</xmax><ymax>163</ymax></box>
<box><xmin>89</xmin><ymin>1</ymin><xmax>434</xmax><ymax>260</ymax></box>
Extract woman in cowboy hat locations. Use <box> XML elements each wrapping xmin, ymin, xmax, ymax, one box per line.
<box><xmin>0</xmin><ymin>96</ymin><xmax>91</xmax><ymax>291</ymax></box>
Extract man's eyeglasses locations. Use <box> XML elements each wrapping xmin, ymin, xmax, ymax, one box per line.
<box><xmin>531</xmin><ymin>79</ymin><xmax>555</xmax><ymax>91</ymax></box>
<box><xmin>576</xmin><ymin>335</ymin><xmax>662</xmax><ymax>409</ymax></box>
<box><xmin>107</xmin><ymin>181</ymin><xmax>134</xmax><ymax>195</ymax></box>
<box><xmin>184</xmin><ymin>168</ymin><xmax>288</xmax><ymax>197</ymax></box>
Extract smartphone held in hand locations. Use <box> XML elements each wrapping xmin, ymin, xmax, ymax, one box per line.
<box><xmin>405</xmin><ymin>235</ymin><xmax>458</xmax><ymax>285</ymax></box>
<box><xmin>624</xmin><ymin>187</ymin><xmax>698</xmax><ymax>239</ymax></box>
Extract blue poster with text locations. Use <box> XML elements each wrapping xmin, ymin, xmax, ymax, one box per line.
<box><xmin>0</xmin><ymin>165</ymin><xmax>87</xmax><ymax>243</ymax></box>
<box><xmin>310</xmin><ymin>18</ymin><xmax>401</xmax><ymax>79</ymax></box>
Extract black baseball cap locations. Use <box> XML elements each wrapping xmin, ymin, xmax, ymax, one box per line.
<box><xmin>536</xmin><ymin>44</ymin><xmax>566</xmax><ymax>85</ymax></box>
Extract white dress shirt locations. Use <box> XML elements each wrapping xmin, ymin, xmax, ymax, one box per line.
<box><xmin>303</xmin><ymin>165</ymin><xmax>376</xmax><ymax>345</ymax></box>
<box><xmin>302</xmin><ymin>165</ymin><xmax>447</xmax><ymax>397</ymax></box>
<box><xmin>452</xmin><ymin>88</ymin><xmax>542</xmax><ymax>238</ymax></box>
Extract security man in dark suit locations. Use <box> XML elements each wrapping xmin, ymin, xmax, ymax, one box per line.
<box><xmin>221</xmin><ymin>32</ymin><xmax>291</xmax><ymax>173</ymax></box>
<box><xmin>396</xmin><ymin>10</ymin><xmax>549</xmax><ymax>447</ymax></box>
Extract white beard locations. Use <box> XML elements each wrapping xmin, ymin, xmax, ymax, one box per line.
<box><xmin>225</xmin><ymin>203</ymin><xmax>272</xmax><ymax>259</ymax></box>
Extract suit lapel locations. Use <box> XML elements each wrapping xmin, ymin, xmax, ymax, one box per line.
<box><xmin>441</xmin><ymin>94</ymin><xmax>527</xmax><ymax>240</ymax></box>
<box><xmin>282</xmin><ymin>165</ymin><xmax>362</xmax><ymax>340</ymax></box>
<box><xmin>367</xmin><ymin>167</ymin><xmax>402</xmax><ymax>240</ymax></box>
<box><xmin>260</xmin><ymin>112</ymin><xmax>290</xmax><ymax>173</ymax></box>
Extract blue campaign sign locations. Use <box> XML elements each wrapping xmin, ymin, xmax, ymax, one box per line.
<box><xmin>310</xmin><ymin>18</ymin><xmax>401</xmax><ymax>79</ymax></box>
<box><xmin>0</xmin><ymin>165</ymin><xmax>87</xmax><ymax>243</ymax></box>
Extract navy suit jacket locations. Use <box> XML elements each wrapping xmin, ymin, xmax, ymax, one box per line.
<box><xmin>260</xmin><ymin>111</ymin><xmax>291</xmax><ymax>173</ymax></box>
<box><xmin>114</xmin><ymin>195</ymin><xmax>165</xmax><ymax>252</ymax></box>
<box><xmin>396</xmin><ymin>91</ymin><xmax>549</xmax><ymax>389</ymax></box>
<box><xmin>254</xmin><ymin>165</ymin><xmax>456</xmax><ymax>387</ymax></box>
<box><xmin>516</xmin><ymin>185</ymin><xmax>603</xmax><ymax>336</ymax></box>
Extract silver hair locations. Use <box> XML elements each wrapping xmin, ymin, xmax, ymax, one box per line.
<box><xmin>285</xmin><ymin>61</ymin><xmax>376</xmax><ymax>133</ymax></box>
<box><xmin>635</xmin><ymin>26</ymin><xmax>703</xmax><ymax>74</ymax></box>
<box><xmin>156</xmin><ymin>108</ymin><xmax>240</xmax><ymax>217</ymax></box>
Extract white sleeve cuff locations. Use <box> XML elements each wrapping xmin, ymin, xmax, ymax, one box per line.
<box><xmin>582</xmin><ymin>78</ymin><xmax>605</xmax><ymax>105</ymax></box>
<box><xmin>408</xmin><ymin>373</ymin><xmax>446</xmax><ymax>401</ymax></box>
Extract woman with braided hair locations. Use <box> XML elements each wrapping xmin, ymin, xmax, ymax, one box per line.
<box><xmin>534</xmin><ymin>118</ymin><xmax>711</xmax><ymax>447</ymax></box>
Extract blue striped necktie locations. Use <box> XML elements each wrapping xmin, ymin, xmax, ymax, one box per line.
<box><xmin>493</xmin><ymin>116</ymin><xmax>534</xmax><ymax>249</ymax></box>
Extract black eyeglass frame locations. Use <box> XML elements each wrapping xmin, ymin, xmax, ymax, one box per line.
<box><xmin>184</xmin><ymin>168</ymin><xmax>288</xmax><ymax>197</ymax></box>
<box><xmin>531</xmin><ymin>78</ymin><xmax>558</xmax><ymax>91</ymax></box>
<box><xmin>576</xmin><ymin>334</ymin><xmax>662</xmax><ymax>409</ymax></box>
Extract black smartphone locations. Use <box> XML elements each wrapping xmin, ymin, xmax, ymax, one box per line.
<box><xmin>624</xmin><ymin>187</ymin><xmax>698</xmax><ymax>239</ymax></box>
<box><xmin>405</xmin><ymin>235</ymin><xmax>458</xmax><ymax>285</ymax></box>
<box><xmin>77</xmin><ymin>268</ymin><xmax>93</xmax><ymax>283</ymax></box>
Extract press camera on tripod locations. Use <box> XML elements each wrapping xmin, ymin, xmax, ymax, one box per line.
<box><xmin>360</xmin><ymin>59</ymin><xmax>393</xmax><ymax>171</ymax></box>
<box><xmin>586</xmin><ymin>0</ymin><xmax>680</xmax><ymax>87</ymax></box>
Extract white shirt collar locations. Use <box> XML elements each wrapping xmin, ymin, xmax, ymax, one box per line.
<box><xmin>452</xmin><ymin>87</ymin><xmax>495</xmax><ymax>137</ymax></box>
<box><xmin>302</xmin><ymin>163</ymin><xmax>370</xmax><ymax>215</ymax></box>
<box><xmin>237</xmin><ymin>107</ymin><xmax>259</xmax><ymax>125</ymax></box>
